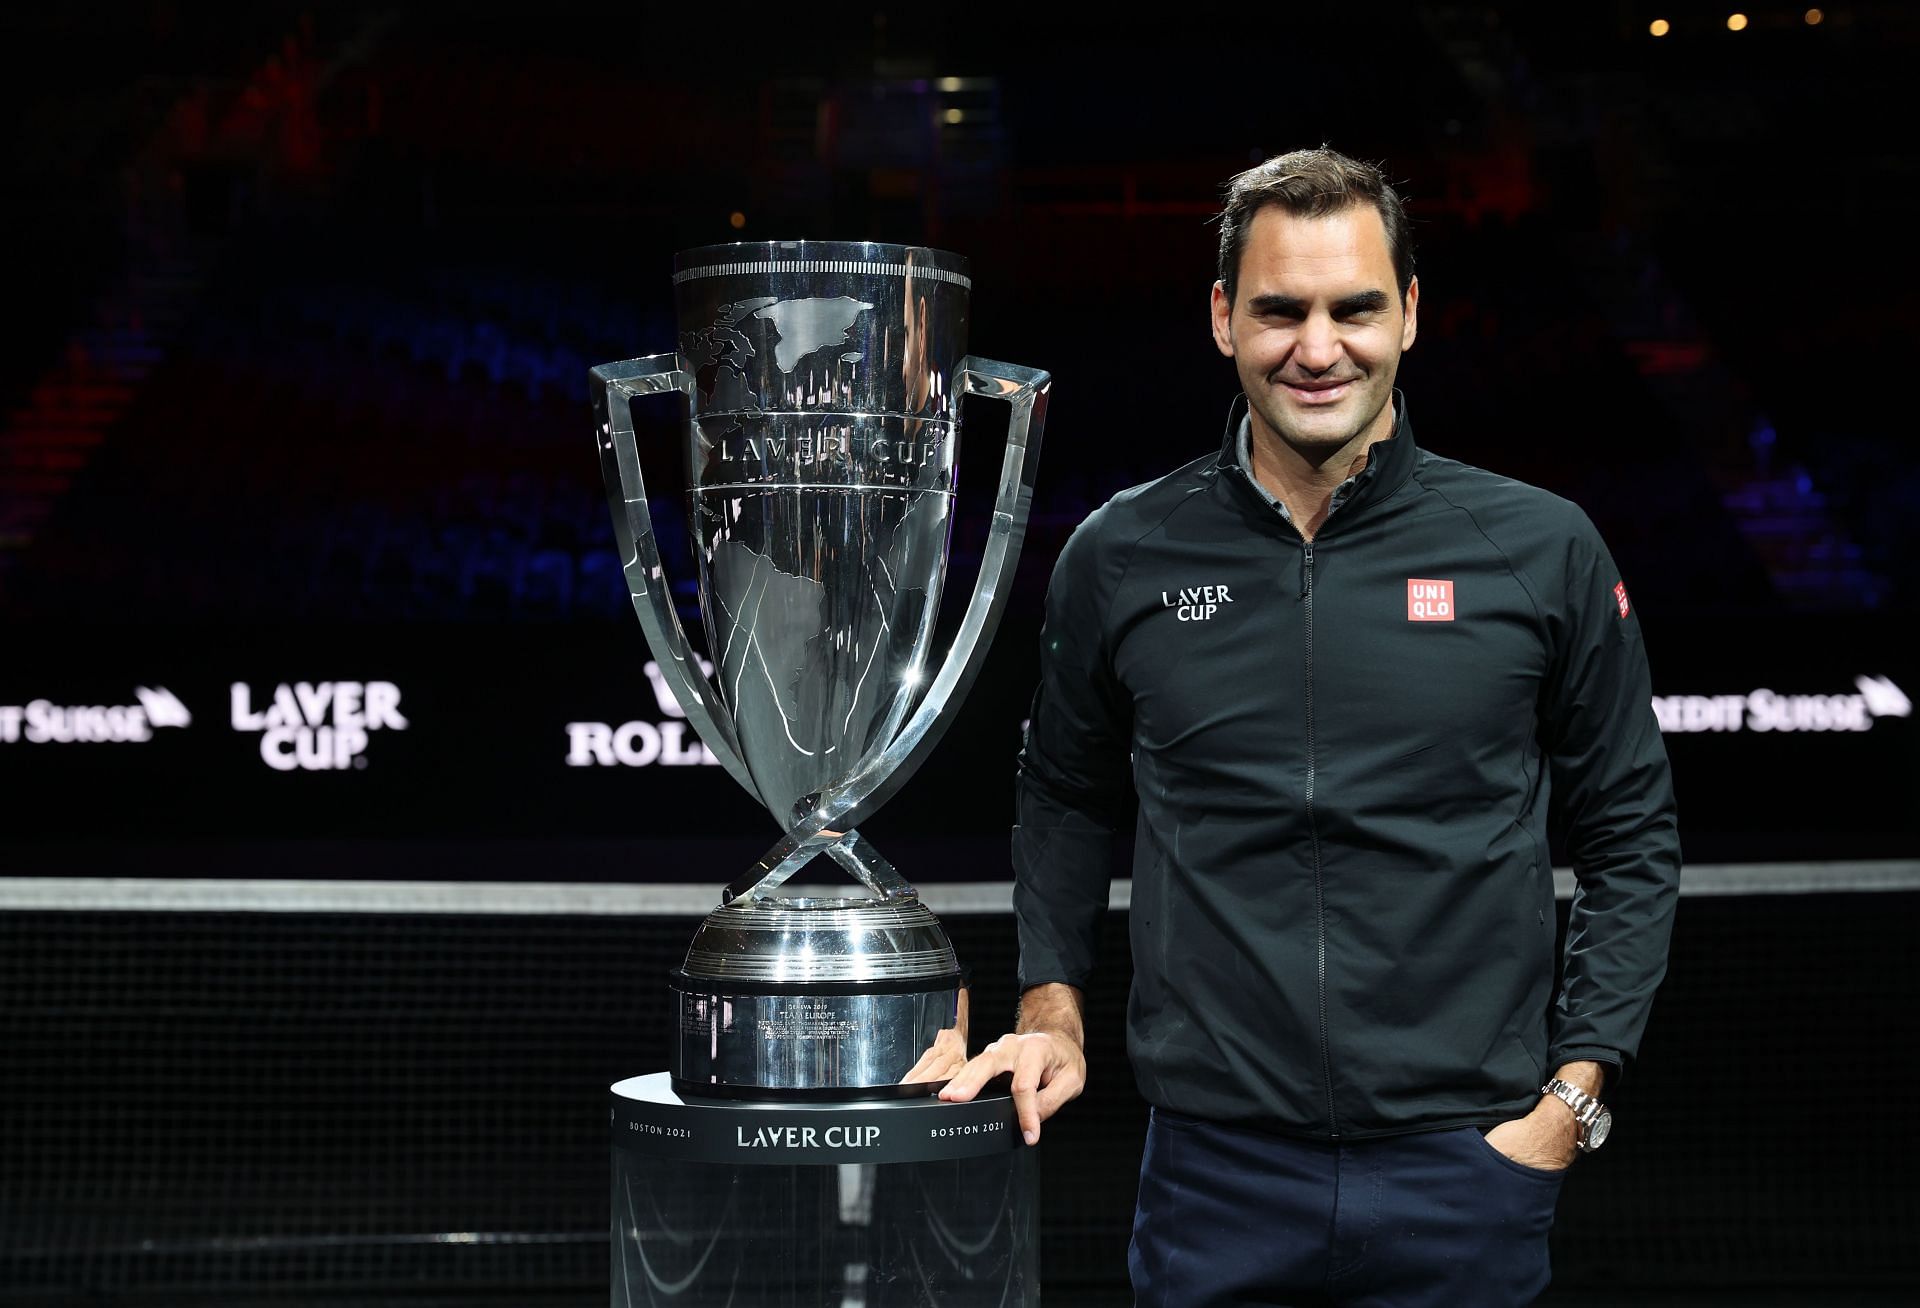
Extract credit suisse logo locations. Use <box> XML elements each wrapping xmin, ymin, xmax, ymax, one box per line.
<box><xmin>0</xmin><ymin>687</ymin><xmax>191</xmax><ymax>744</ymax></box>
<box><xmin>1652</xmin><ymin>676</ymin><xmax>1909</xmax><ymax>734</ymax></box>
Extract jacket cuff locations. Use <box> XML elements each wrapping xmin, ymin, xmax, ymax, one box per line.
<box><xmin>1547</xmin><ymin>1045</ymin><xmax>1624</xmax><ymax>1094</ymax></box>
<box><xmin>1013</xmin><ymin>966</ymin><xmax>1093</xmax><ymax>994</ymax></box>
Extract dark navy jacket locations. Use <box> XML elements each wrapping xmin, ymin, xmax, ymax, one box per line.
<box><xmin>1012</xmin><ymin>391</ymin><xmax>1681</xmax><ymax>1138</ymax></box>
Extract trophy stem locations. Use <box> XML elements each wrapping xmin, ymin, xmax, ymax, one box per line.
<box><xmin>823</xmin><ymin>831</ymin><xmax>916</xmax><ymax>904</ymax></box>
<box><xmin>726</xmin><ymin>830</ymin><xmax>913</xmax><ymax>907</ymax></box>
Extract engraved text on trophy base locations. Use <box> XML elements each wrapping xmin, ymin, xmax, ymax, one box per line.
<box><xmin>757</xmin><ymin>1003</ymin><xmax>860</xmax><ymax>1044</ymax></box>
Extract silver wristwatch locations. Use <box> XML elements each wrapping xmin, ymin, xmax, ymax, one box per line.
<box><xmin>1541</xmin><ymin>1078</ymin><xmax>1613</xmax><ymax>1153</ymax></box>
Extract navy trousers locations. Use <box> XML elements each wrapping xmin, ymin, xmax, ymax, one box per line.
<box><xmin>1129</xmin><ymin>1109</ymin><xmax>1564</xmax><ymax>1307</ymax></box>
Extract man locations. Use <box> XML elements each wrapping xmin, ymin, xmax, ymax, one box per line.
<box><xmin>941</xmin><ymin>147</ymin><xmax>1681</xmax><ymax>1306</ymax></box>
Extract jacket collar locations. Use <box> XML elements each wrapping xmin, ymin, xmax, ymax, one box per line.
<box><xmin>1215</xmin><ymin>387</ymin><xmax>1419</xmax><ymax>524</ymax></box>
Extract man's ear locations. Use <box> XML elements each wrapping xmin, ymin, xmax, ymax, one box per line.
<box><xmin>1210</xmin><ymin>281</ymin><xmax>1235</xmax><ymax>358</ymax></box>
<box><xmin>1400</xmin><ymin>275</ymin><xmax>1419</xmax><ymax>352</ymax></box>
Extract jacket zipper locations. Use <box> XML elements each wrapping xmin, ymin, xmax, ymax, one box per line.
<box><xmin>1301</xmin><ymin>537</ymin><xmax>1339</xmax><ymax>1137</ymax></box>
<box><xmin>1235</xmin><ymin>461</ymin><xmax>1345</xmax><ymax>1138</ymax></box>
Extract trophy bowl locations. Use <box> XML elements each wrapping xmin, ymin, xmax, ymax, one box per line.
<box><xmin>592</xmin><ymin>240</ymin><xmax>1046</xmax><ymax>1099</ymax></box>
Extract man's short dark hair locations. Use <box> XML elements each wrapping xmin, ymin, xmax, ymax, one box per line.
<box><xmin>1216</xmin><ymin>146</ymin><xmax>1415</xmax><ymax>307</ymax></box>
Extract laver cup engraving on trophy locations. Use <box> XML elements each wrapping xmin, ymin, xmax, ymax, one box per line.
<box><xmin>592</xmin><ymin>241</ymin><xmax>1047</xmax><ymax>1099</ymax></box>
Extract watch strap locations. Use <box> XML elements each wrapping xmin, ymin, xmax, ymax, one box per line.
<box><xmin>1541</xmin><ymin>1077</ymin><xmax>1607</xmax><ymax>1150</ymax></box>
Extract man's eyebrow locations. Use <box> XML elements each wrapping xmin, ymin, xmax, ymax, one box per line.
<box><xmin>1244</xmin><ymin>290</ymin><xmax>1393</xmax><ymax>316</ymax></box>
<box><xmin>1245</xmin><ymin>293</ymin><xmax>1308</xmax><ymax>316</ymax></box>
<box><xmin>1334</xmin><ymin>290</ymin><xmax>1393</xmax><ymax>315</ymax></box>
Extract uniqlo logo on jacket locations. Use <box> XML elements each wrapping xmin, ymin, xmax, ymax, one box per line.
<box><xmin>1407</xmin><ymin>578</ymin><xmax>1455</xmax><ymax>621</ymax></box>
<box><xmin>1614</xmin><ymin>580</ymin><xmax>1631</xmax><ymax>618</ymax></box>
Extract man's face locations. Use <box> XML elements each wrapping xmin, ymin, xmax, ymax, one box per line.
<box><xmin>1210</xmin><ymin>203</ymin><xmax>1418</xmax><ymax>461</ymax></box>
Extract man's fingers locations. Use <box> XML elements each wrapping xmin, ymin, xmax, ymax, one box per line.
<box><xmin>1010</xmin><ymin>1038</ymin><xmax>1062</xmax><ymax>1145</ymax></box>
<box><xmin>1011</xmin><ymin>1075</ymin><xmax>1042</xmax><ymax>1145</ymax></box>
<box><xmin>937</xmin><ymin>1040</ymin><xmax>1015</xmax><ymax>1102</ymax></box>
<box><xmin>902</xmin><ymin>1029</ymin><xmax>970</xmax><ymax>1085</ymax></box>
<box><xmin>937</xmin><ymin>1033</ymin><xmax>1085</xmax><ymax>1147</ymax></box>
<box><xmin>1034</xmin><ymin>1066</ymin><xmax>1085</xmax><ymax>1121</ymax></box>
<box><xmin>899</xmin><ymin>1049</ymin><xmax>943</xmax><ymax>1084</ymax></box>
<box><xmin>1021</xmin><ymin>1050</ymin><xmax>1086</xmax><ymax>1141</ymax></box>
<box><xmin>935</xmin><ymin>1059</ymin><xmax>986</xmax><ymax>1102</ymax></box>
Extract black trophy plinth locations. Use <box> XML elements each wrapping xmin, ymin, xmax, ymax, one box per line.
<box><xmin>610</xmin><ymin>1073</ymin><xmax>1039</xmax><ymax>1306</ymax></box>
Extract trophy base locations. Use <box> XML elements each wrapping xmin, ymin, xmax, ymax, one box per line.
<box><xmin>612</xmin><ymin>1070</ymin><xmax>1039</xmax><ymax>1306</ymax></box>
<box><xmin>668</xmin><ymin>894</ymin><xmax>969</xmax><ymax>1099</ymax></box>
<box><xmin>669</xmin><ymin>970</ymin><xmax>966</xmax><ymax>1099</ymax></box>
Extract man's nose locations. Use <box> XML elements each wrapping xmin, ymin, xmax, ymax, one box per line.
<box><xmin>1294</xmin><ymin>312</ymin><xmax>1343</xmax><ymax>372</ymax></box>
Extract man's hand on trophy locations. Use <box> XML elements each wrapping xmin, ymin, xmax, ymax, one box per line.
<box><xmin>938</xmin><ymin>1032</ymin><xmax>1087</xmax><ymax>1146</ymax></box>
<box><xmin>900</xmin><ymin>988</ymin><xmax>973</xmax><ymax>1085</ymax></box>
<box><xmin>938</xmin><ymin>982</ymin><xmax>1087</xmax><ymax>1146</ymax></box>
<box><xmin>900</xmin><ymin>1027</ymin><xmax>971</xmax><ymax>1086</ymax></box>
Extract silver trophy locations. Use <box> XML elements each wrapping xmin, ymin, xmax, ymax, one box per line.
<box><xmin>592</xmin><ymin>240</ymin><xmax>1047</xmax><ymax>1099</ymax></box>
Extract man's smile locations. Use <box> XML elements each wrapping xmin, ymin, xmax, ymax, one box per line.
<box><xmin>1276</xmin><ymin>378</ymin><xmax>1358</xmax><ymax>404</ymax></box>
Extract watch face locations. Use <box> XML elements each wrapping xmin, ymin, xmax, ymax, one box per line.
<box><xmin>1586</xmin><ymin>1108</ymin><xmax>1613</xmax><ymax>1151</ymax></box>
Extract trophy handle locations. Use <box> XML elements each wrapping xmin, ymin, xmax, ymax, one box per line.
<box><xmin>593</xmin><ymin>355</ymin><xmax>762</xmax><ymax>802</ymax></box>
<box><xmin>725</xmin><ymin>356</ymin><xmax>1051</xmax><ymax>904</ymax></box>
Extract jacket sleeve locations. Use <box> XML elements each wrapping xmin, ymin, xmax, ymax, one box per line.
<box><xmin>1540</xmin><ymin>512</ymin><xmax>1682</xmax><ymax>1082</ymax></box>
<box><xmin>1011</xmin><ymin>510</ymin><xmax>1134</xmax><ymax>992</ymax></box>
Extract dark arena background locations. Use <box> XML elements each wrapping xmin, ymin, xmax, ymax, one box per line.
<box><xmin>3</xmin><ymin>3</ymin><xmax>1917</xmax><ymax>1305</ymax></box>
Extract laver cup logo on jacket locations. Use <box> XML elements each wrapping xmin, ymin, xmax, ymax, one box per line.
<box><xmin>1406</xmin><ymin>578</ymin><xmax>1455</xmax><ymax>621</ymax></box>
<box><xmin>1161</xmin><ymin>584</ymin><xmax>1234</xmax><ymax>622</ymax></box>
